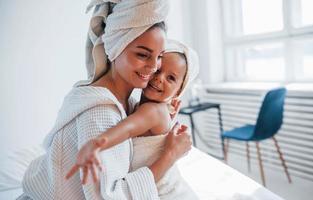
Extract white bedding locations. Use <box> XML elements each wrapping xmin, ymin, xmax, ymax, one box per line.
<box><xmin>0</xmin><ymin>147</ymin><xmax>284</xmax><ymax>200</ymax></box>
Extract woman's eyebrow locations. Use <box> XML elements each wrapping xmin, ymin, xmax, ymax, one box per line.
<box><xmin>136</xmin><ymin>45</ymin><xmax>153</xmax><ymax>53</ymax></box>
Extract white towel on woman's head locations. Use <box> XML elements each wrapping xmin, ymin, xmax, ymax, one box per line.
<box><xmin>164</xmin><ymin>39</ymin><xmax>200</xmax><ymax>98</ymax></box>
<box><xmin>75</xmin><ymin>0</ymin><xmax>169</xmax><ymax>86</ymax></box>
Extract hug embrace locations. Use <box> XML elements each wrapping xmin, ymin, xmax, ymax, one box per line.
<box><xmin>19</xmin><ymin>0</ymin><xmax>200</xmax><ymax>199</ymax></box>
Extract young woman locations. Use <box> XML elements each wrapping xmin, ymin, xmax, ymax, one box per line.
<box><xmin>66</xmin><ymin>40</ymin><xmax>200</xmax><ymax>199</ymax></box>
<box><xmin>19</xmin><ymin>1</ymin><xmax>192</xmax><ymax>200</ymax></box>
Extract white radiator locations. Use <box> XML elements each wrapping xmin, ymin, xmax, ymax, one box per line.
<box><xmin>191</xmin><ymin>86</ymin><xmax>313</xmax><ymax>181</ymax></box>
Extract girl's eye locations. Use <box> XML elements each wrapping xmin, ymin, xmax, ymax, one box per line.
<box><xmin>155</xmin><ymin>69</ymin><xmax>161</xmax><ymax>74</ymax></box>
<box><xmin>157</xmin><ymin>55</ymin><xmax>163</xmax><ymax>60</ymax></box>
<box><xmin>168</xmin><ymin>75</ymin><xmax>176</xmax><ymax>82</ymax></box>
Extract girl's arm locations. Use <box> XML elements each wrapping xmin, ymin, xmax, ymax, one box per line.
<box><xmin>66</xmin><ymin>102</ymin><xmax>167</xmax><ymax>182</ymax></box>
<box><xmin>95</xmin><ymin>102</ymin><xmax>166</xmax><ymax>150</ymax></box>
<box><xmin>72</xmin><ymin>105</ymin><xmax>160</xmax><ymax>199</ymax></box>
<box><xmin>66</xmin><ymin>103</ymin><xmax>191</xmax><ymax>185</ymax></box>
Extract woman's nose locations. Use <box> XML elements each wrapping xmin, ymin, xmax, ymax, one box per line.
<box><xmin>145</xmin><ymin>57</ymin><xmax>159</xmax><ymax>73</ymax></box>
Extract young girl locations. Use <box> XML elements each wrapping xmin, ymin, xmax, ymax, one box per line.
<box><xmin>66</xmin><ymin>40</ymin><xmax>200</xmax><ymax>199</ymax></box>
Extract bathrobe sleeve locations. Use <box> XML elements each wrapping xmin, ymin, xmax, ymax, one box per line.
<box><xmin>76</xmin><ymin>104</ymin><xmax>159</xmax><ymax>200</ymax></box>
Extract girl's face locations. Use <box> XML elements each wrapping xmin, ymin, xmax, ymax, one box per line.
<box><xmin>113</xmin><ymin>27</ymin><xmax>166</xmax><ymax>89</ymax></box>
<box><xmin>143</xmin><ymin>52</ymin><xmax>187</xmax><ymax>103</ymax></box>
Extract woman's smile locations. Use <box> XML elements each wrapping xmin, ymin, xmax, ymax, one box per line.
<box><xmin>136</xmin><ymin>71</ymin><xmax>152</xmax><ymax>81</ymax></box>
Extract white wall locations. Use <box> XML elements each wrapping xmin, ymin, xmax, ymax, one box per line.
<box><xmin>0</xmin><ymin>0</ymin><xmax>90</xmax><ymax>158</ymax></box>
<box><xmin>167</xmin><ymin>0</ymin><xmax>225</xmax><ymax>84</ymax></box>
<box><xmin>0</xmin><ymin>0</ymin><xmax>224</xmax><ymax>159</ymax></box>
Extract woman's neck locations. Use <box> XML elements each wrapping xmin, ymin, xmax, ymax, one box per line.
<box><xmin>92</xmin><ymin>70</ymin><xmax>133</xmax><ymax>110</ymax></box>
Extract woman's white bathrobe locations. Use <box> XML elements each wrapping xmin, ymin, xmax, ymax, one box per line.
<box><xmin>20</xmin><ymin>86</ymin><xmax>159</xmax><ymax>200</ymax></box>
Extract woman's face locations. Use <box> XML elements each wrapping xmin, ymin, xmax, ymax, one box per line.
<box><xmin>142</xmin><ymin>52</ymin><xmax>187</xmax><ymax>103</ymax></box>
<box><xmin>113</xmin><ymin>27</ymin><xmax>166</xmax><ymax>89</ymax></box>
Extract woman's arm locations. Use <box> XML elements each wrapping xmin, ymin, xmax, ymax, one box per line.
<box><xmin>149</xmin><ymin>123</ymin><xmax>191</xmax><ymax>182</ymax></box>
<box><xmin>66</xmin><ymin>104</ymin><xmax>191</xmax><ymax>197</ymax></box>
<box><xmin>74</xmin><ymin>104</ymin><xmax>159</xmax><ymax>199</ymax></box>
<box><xmin>66</xmin><ymin>102</ymin><xmax>165</xmax><ymax>182</ymax></box>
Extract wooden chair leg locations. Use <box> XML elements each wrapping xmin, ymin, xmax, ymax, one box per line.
<box><xmin>256</xmin><ymin>142</ymin><xmax>266</xmax><ymax>187</ymax></box>
<box><xmin>221</xmin><ymin>138</ymin><xmax>230</xmax><ymax>163</ymax></box>
<box><xmin>224</xmin><ymin>139</ymin><xmax>229</xmax><ymax>163</ymax></box>
<box><xmin>246</xmin><ymin>142</ymin><xmax>251</xmax><ymax>172</ymax></box>
<box><xmin>272</xmin><ymin>136</ymin><xmax>292</xmax><ymax>183</ymax></box>
<box><xmin>221</xmin><ymin>137</ymin><xmax>226</xmax><ymax>162</ymax></box>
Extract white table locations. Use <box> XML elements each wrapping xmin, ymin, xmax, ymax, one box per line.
<box><xmin>177</xmin><ymin>148</ymin><xmax>284</xmax><ymax>200</ymax></box>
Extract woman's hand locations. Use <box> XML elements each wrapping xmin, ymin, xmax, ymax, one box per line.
<box><xmin>164</xmin><ymin>122</ymin><xmax>192</xmax><ymax>162</ymax></box>
<box><xmin>148</xmin><ymin>122</ymin><xmax>192</xmax><ymax>182</ymax></box>
<box><xmin>169</xmin><ymin>98</ymin><xmax>181</xmax><ymax>119</ymax></box>
<box><xmin>65</xmin><ymin>138</ymin><xmax>103</xmax><ymax>184</ymax></box>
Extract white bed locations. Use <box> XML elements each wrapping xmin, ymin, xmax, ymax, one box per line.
<box><xmin>0</xmin><ymin>147</ymin><xmax>284</xmax><ymax>200</ymax></box>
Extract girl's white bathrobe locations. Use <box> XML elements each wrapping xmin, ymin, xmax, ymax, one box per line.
<box><xmin>132</xmin><ymin>135</ymin><xmax>199</xmax><ymax>200</ymax></box>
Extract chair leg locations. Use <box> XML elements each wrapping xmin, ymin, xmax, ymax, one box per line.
<box><xmin>221</xmin><ymin>137</ymin><xmax>226</xmax><ymax>161</ymax></box>
<box><xmin>256</xmin><ymin>142</ymin><xmax>266</xmax><ymax>187</ymax></box>
<box><xmin>222</xmin><ymin>138</ymin><xmax>229</xmax><ymax>163</ymax></box>
<box><xmin>223</xmin><ymin>139</ymin><xmax>229</xmax><ymax>163</ymax></box>
<box><xmin>272</xmin><ymin>136</ymin><xmax>292</xmax><ymax>183</ymax></box>
<box><xmin>246</xmin><ymin>142</ymin><xmax>251</xmax><ymax>172</ymax></box>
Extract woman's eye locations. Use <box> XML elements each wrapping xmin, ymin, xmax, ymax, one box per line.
<box><xmin>155</xmin><ymin>69</ymin><xmax>161</xmax><ymax>74</ymax></box>
<box><xmin>137</xmin><ymin>53</ymin><xmax>149</xmax><ymax>58</ymax></box>
<box><xmin>157</xmin><ymin>55</ymin><xmax>163</xmax><ymax>60</ymax></box>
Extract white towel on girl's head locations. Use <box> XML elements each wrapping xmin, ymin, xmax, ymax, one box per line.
<box><xmin>165</xmin><ymin>39</ymin><xmax>200</xmax><ymax>98</ymax></box>
<box><xmin>76</xmin><ymin>0</ymin><xmax>170</xmax><ymax>86</ymax></box>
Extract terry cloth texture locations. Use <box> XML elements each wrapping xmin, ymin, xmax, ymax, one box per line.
<box><xmin>76</xmin><ymin>0</ymin><xmax>170</xmax><ymax>86</ymax></box>
<box><xmin>20</xmin><ymin>86</ymin><xmax>159</xmax><ymax>200</ymax></box>
<box><xmin>131</xmin><ymin>135</ymin><xmax>199</xmax><ymax>200</ymax></box>
<box><xmin>164</xmin><ymin>39</ymin><xmax>200</xmax><ymax>98</ymax></box>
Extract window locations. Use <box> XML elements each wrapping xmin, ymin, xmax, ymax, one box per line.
<box><xmin>222</xmin><ymin>0</ymin><xmax>313</xmax><ymax>82</ymax></box>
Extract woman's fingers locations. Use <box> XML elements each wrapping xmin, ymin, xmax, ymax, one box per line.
<box><xmin>82</xmin><ymin>166</ymin><xmax>89</xmax><ymax>184</ymax></box>
<box><xmin>174</xmin><ymin>100</ymin><xmax>181</xmax><ymax>112</ymax></box>
<box><xmin>94</xmin><ymin>156</ymin><xmax>103</xmax><ymax>172</ymax></box>
<box><xmin>170</xmin><ymin>122</ymin><xmax>180</xmax><ymax>135</ymax></box>
<box><xmin>90</xmin><ymin>164</ymin><xmax>98</xmax><ymax>183</ymax></box>
<box><xmin>65</xmin><ymin>164</ymin><xmax>80</xmax><ymax>180</ymax></box>
<box><xmin>178</xmin><ymin>124</ymin><xmax>188</xmax><ymax>133</ymax></box>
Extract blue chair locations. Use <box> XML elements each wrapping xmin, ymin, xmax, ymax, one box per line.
<box><xmin>221</xmin><ymin>88</ymin><xmax>291</xmax><ymax>186</ymax></box>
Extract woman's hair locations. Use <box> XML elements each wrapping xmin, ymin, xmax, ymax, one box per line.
<box><xmin>149</xmin><ymin>21</ymin><xmax>167</xmax><ymax>33</ymax></box>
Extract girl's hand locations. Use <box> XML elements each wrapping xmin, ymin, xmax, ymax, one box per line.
<box><xmin>164</xmin><ymin>122</ymin><xmax>192</xmax><ymax>162</ymax></box>
<box><xmin>65</xmin><ymin>139</ymin><xmax>103</xmax><ymax>184</ymax></box>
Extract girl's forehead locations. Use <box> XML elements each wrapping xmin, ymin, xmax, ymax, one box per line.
<box><xmin>162</xmin><ymin>53</ymin><xmax>187</xmax><ymax>72</ymax></box>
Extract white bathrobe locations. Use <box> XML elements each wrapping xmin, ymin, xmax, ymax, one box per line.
<box><xmin>131</xmin><ymin>135</ymin><xmax>199</xmax><ymax>200</ymax></box>
<box><xmin>19</xmin><ymin>86</ymin><xmax>159</xmax><ymax>200</ymax></box>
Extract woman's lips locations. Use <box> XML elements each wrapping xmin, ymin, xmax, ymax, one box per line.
<box><xmin>136</xmin><ymin>72</ymin><xmax>151</xmax><ymax>81</ymax></box>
